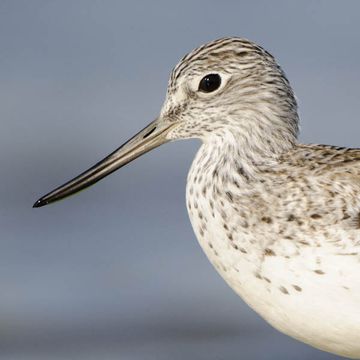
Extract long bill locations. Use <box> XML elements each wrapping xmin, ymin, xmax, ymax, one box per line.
<box><xmin>33</xmin><ymin>118</ymin><xmax>175</xmax><ymax>208</ymax></box>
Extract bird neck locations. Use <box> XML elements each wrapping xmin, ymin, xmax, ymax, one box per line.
<box><xmin>199</xmin><ymin>126</ymin><xmax>297</xmax><ymax>183</ymax></box>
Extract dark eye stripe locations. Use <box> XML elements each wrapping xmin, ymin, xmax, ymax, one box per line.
<box><xmin>198</xmin><ymin>74</ymin><xmax>221</xmax><ymax>93</ymax></box>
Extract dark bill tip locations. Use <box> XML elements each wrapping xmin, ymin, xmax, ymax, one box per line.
<box><xmin>33</xmin><ymin>198</ymin><xmax>48</xmax><ymax>208</ymax></box>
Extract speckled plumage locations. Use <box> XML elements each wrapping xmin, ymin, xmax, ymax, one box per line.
<box><xmin>163</xmin><ymin>38</ymin><xmax>360</xmax><ymax>358</ymax></box>
<box><xmin>34</xmin><ymin>37</ymin><xmax>360</xmax><ymax>358</ymax></box>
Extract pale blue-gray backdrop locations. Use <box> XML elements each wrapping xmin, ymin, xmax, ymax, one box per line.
<box><xmin>1</xmin><ymin>1</ymin><xmax>359</xmax><ymax>359</ymax></box>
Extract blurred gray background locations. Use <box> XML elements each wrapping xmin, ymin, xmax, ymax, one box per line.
<box><xmin>1</xmin><ymin>0</ymin><xmax>359</xmax><ymax>359</ymax></box>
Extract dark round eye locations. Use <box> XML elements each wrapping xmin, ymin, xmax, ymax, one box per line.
<box><xmin>198</xmin><ymin>73</ymin><xmax>221</xmax><ymax>93</ymax></box>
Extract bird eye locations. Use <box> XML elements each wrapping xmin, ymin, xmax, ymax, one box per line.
<box><xmin>198</xmin><ymin>74</ymin><xmax>221</xmax><ymax>93</ymax></box>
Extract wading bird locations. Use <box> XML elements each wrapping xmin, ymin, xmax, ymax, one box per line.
<box><xmin>34</xmin><ymin>37</ymin><xmax>360</xmax><ymax>358</ymax></box>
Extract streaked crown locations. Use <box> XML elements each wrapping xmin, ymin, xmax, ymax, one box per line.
<box><xmin>164</xmin><ymin>37</ymin><xmax>299</xmax><ymax>156</ymax></box>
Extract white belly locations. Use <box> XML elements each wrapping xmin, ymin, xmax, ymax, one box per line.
<box><xmin>186</xmin><ymin>175</ymin><xmax>360</xmax><ymax>358</ymax></box>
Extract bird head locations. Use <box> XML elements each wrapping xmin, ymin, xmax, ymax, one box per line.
<box><xmin>33</xmin><ymin>37</ymin><xmax>298</xmax><ymax>208</ymax></box>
